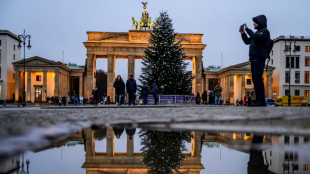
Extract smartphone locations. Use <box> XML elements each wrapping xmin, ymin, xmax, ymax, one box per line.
<box><xmin>240</xmin><ymin>24</ymin><xmax>245</xmax><ymax>31</ymax></box>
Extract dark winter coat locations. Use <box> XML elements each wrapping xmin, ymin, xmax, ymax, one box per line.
<box><xmin>214</xmin><ymin>85</ymin><xmax>222</xmax><ymax>97</ymax></box>
<box><xmin>202</xmin><ymin>91</ymin><xmax>207</xmax><ymax>101</ymax></box>
<box><xmin>126</xmin><ymin>79</ymin><xmax>137</xmax><ymax>95</ymax></box>
<box><xmin>241</xmin><ymin>15</ymin><xmax>270</xmax><ymax>61</ymax></box>
<box><xmin>113</xmin><ymin>80</ymin><xmax>125</xmax><ymax>95</ymax></box>
<box><xmin>141</xmin><ymin>84</ymin><xmax>149</xmax><ymax>96</ymax></box>
<box><xmin>152</xmin><ymin>85</ymin><xmax>159</xmax><ymax>97</ymax></box>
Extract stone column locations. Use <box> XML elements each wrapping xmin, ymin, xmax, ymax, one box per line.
<box><xmin>67</xmin><ymin>75</ymin><xmax>70</xmax><ymax>96</ymax></box>
<box><xmin>107</xmin><ymin>55</ymin><xmax>115</xmax><ymax>102</ymax></box>
<box><xmin>54</xmin><ymin>71</ymin><xmax>59</xmax><ymax>97</ymax></box>
<box><xmin>79</xmin><ymin>75</ymin><xmax>83</xmax><ymax>97</ymax></box>
<box><xmin>86</xmin><ymin>54</ymin><xmax>95</xmax><ymax>99</ymax></box>
<box><xmin>195</xmin><ymin>56</ymin><xmax>203</xmax><ymax>95</ymax></box>
<box><xmin>192</xmin><ymin>57</ymin><xmax>196</xmax><ymax>95</ymax></box>
<box><xmin>128</xmin><ymin>55</ymin><xmax>135</xmax><ymax>79</ymax></box>
<box><xmin>27</xmin><ymin>71</ymin><xmax>31</xmax><ymax>102</ymax></box>
<box><xmin>15</xmin><ymin>70</ymin><xmax>20</xmax><ymax>101</ymax></box>
<box><xmin>241</xmin><ymin>74</ymin><xmax>245</xmax><ymax>98</ymax></box>
<box><xmin>267</xmin><ymin>75</ymin><xmax>272</xmax><ymax>98</ymax></box>
<box><xmin>127</xmin><ymin>135</ymin><xmax>134</xmax><ymax>157</ymax></box>
<box><xmin>204</xmin><ymin>75</ymin><xmax>209</xmax><ymax>91</ymax></box>
<box><xmin>191</xmin><ymin>131</ymin><xmax>202</xmax><ymax>157</ymax></box>
<box><xmin>43</xmin><ymin>71</ymin><xmax>47</xmax><ymax>102</ymax></box>
<box><xmin>84</xmin><ymin>128</ymin><xmax>95</xmax><ymax>158</ymax></box>
<box><xmin>226</xmin><ymin>75</ymin><xmax>230</xmax><ymax>102</ymax></box>
<box><xmin>106</xmin><ymin>127</ymin><xmax>115</xmax><ymax>156</ymax></box>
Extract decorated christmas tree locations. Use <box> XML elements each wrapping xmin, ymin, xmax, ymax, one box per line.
<box><xmin>140</xmin><ymin>11</ymin><xmax>192</xmax><ymax>95</ymax></box>
<box><xmin>139</xmin><ymin>129</ymin><xmax>191</xmax><ymax>174</ymax></box>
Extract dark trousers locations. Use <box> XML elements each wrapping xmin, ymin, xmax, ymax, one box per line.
<box><xmin>142</xmin><ymin>95</ymin><xmax>148</xmax><ymax>105</ymax></box>
<box><xmin>153</xmin><ymin>95</ymin><xmax>158</xmax><ymax>105</ymax></box>
<box><xmin>251</xmin><ymin>59</ymin><xmax>266</xmax><ymax>103</ymax></box>
<box><xmin>128</xmin><ymin>94</ymin><xmax>135</xmax><ymax>105</ymax></box>
<box><xmin>116</xmin><ymin>94</ymin><xmax>124</xmax><ymax>105</ymax></box>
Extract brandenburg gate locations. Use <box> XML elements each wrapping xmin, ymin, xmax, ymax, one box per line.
<box><xmin>84</xmin><ymin>31</ymin><xmax>206</xmax><ymax>100</ymax></box>
<box><xmin>84</xmin><ymin>3</ymin><xmax>206</xmax><ymax>101</ymax></box>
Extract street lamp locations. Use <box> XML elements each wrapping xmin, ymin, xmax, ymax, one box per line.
<box><xmin>15</xmin><ymin>153</ymin><xmax>30</xmax><ymax>174</ymax></box>
<box><xmin>283</xmin><ymin>36</ymin><xmax>296</xmax><ymax>106</ymax></box>
<box><xmin>18</xmin><ymin>30</ymin><xmax>31</xmax><ymax>107</ymax></box>
<box><xmin>273</xmin><ymin>91</ymin><xmax>277</xmax><ymax>98</ymax></box>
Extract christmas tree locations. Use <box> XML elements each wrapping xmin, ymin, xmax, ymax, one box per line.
<box><xmin>140</xmin><ymin>11</ymin><xmax>192</xmax><ymax>95</ymax></box>
<box><xmin>139</xmin><ymin>129</ymin><xmax>191</xmax><ymax>174</ymax></box>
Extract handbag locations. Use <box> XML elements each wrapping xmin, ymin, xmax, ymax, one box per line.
<box><xmin>90</xmin><ymin>94</ymin><xmax>94</xmax><ymax>99</ymax></box>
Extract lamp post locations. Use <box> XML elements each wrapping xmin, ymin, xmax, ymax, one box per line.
<box><xmin>16</xmin><ymin>153</ymin><xmax>30</xmax><ymax>174</ymax></box>
<box><xmin>283</xmin><ymin>36</ymin><xmax>296</xmax><ymax>106</ymax></box>
<box><xmin>273</xmin><ymin>91</ymin><xmax>277</xmax><ymax>98</ymax></box>
<box><xmin>17</xmin><ymin>30</ymin><xmax>31</xmax><ymax>107</ymax></box>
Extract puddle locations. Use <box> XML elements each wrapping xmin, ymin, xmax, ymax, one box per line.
<box><xmin>1</xmin><ymin>125</ymin><xmax>310</xmax><ymax>174</ymax></box>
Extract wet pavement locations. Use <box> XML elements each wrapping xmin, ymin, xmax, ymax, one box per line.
<box><xmin>0</xmin><ymin>105</ymin><xmax>310</xmax><ymax>173</ymax></box>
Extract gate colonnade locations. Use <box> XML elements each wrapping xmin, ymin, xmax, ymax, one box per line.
<box><xmin>84</xmin><ymin>30</ymin><xmax>206</xmax><ymax>102</ymax></box>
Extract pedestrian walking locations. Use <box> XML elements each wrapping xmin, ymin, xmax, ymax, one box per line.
<box><xmin>240</xmin><ymin>15</ymin><xmax>272</xmax><ymax>106</ymax></box>
<box><xmin>210</xmin><ymin>90</ymin><xmax>214</xmax><ymax>104</ymax></box>
<box><xmin>18</xmin><ymin>96</ymin><xmax>22</xmax><ymax>107</ymax></box>
<box><xmin>80</xmin><ymin>96</ymin><xmax>84</xmax><ymax>105</ymax></box>
<box><xmin>113</xmin><ymin>75</ymin><xmax>125</xmax><ymax>106</ymax></box>
<box><xmin>202</xmin><ymin>90</ymin><xmax>207</xmax><ymax>105</ymax></box>
<box><xmin>126</xmin><ymin>74</ymin><xmax>137</xmax><ymax>106</ymax></box>
<box><xmin>243</xmin><ymin>96</ymin><xmax>247</xmax><ymax>106</ymax></box>
<box><xmin>214</xmin><ymin>83</ymin><xmax>222</xmax><ymax>105</ymax></box>
<box><xmin>141</xmin><ymin>83</ymin><xmax>149</xmax><ymax>105</ymax></box>
<box><xmin>152</xmin><ymin>83</ymin><xmax>159</xmax><ymax>105</ymax></box>
<box><xmin>92</xmin><ymin>87</ymin><xmax>99</xmax><ymax>106</ymax></box>
<box><xmin>196</xmin><ymin>92</ymin><xmax>201</xmax><ymax>104</ymax></box>
<box><xmin>58</xmin><ymin>96</ymin><xmax>62</xmax><ymax>107</ymax></box>
<box><xmin>66</xmin><ymin>96</ymin><xmax>70</xmax><ymax>106</ymax></box>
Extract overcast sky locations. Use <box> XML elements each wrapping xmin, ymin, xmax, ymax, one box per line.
<box><xmin>1</xmin><ymin>0</ymin><xmax>310</xmax><ymax>82</ymax></box>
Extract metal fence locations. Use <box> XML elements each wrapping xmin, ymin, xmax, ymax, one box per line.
<box><xmin>138</xmin><ymin>95</ymin><xmax>196</xmax><ymax>104</ymax></box>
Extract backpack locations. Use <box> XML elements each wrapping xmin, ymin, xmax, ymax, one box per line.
<box><xmin>265</xmin><ymin>38</ymin><xmax>274</xmax><ymax>59</ymax></box>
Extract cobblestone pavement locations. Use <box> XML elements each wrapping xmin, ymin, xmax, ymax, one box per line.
<box><xmin>0</xmin><ymin>105</ymin><xmax>309</xmax><ymax>158</ymax></box>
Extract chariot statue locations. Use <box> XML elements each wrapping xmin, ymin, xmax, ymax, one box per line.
<box><xmin>132</xmin><ymin>2</ymin><xmax>152</xmax><ymax>31</ymax></box>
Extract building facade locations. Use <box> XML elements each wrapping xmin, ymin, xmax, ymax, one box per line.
<box><xmin>270</xmin><ymin>36</ymin><xmax>310</xmax><ymax>102</ymax></box>
<box><xmin>13</xmin><ymin>56</ymin><xmax>84</xmax><ymax>103</ymax></box>
<box><xmin>203</xmin><ymin>61</ymin><xmax>275</xmax><ymax>105</ymax></box>
<box><xmin>0</xmin><ymin>30</ymin><xmax>21</xmax><ymax>100</ymax></box>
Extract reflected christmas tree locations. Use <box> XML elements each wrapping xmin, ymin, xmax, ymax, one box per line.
<box><xmin>139</xmin><ymin>129</ymin><xmax>191</xmax><ymax>174</ymax></box>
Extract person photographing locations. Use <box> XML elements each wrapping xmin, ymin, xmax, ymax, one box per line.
<box><xmin>239</xmin><ymin>15</ymin><xmax>272</xmax><ymax>106</ymax></box>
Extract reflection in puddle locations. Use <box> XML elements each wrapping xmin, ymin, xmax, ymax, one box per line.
<box><xmin>1</xmin><ymin>126</ymin><xmax>309</xmax><ymax>174</ymax></box>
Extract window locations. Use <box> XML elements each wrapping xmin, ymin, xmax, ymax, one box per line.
<box><xmin>284</xmin><ymin>136</ymin><xmax>290</xmax><ymax>144</ymax></box>
<box><xmin>285</xmin><ymin>90</ymin><xmax>290</xmax><ymax>96</ymax></box>
<box><xmin>294</xmin><ymin>45</ymin><xmax>300</xmax><ymax>52</ymax></box>
<box><xmin>285</xmin><ymin>72</ymin><xmax>290</xmax><ymax>83</ymax></box>
<box><xmin>294</xmin><ymin>152</ymin><xmax>298</xmax><ymax>160</ymax></box>
<box><xmin>271</xmin><ymin>50</ymin><xmax>273</xmax><ymax>56</ymax></box>
<box><xmin>14</xmin><ymin>45</ymin><xmax>15</xmax><ymax>51</ymax></box>
<box><xmin>285</xmin><ymin>151</ymin><xmax>289</xmax><ymax>159</ymax></box>
<box><xmin>295</xmin><ymin>90</ymin><xmax>300</xmax><ymax>96</ymax></box>
<box><xmin>305</xmin><ymin>46</ymin><xmax>310</xmax><ymax>52</ymax></box>
<box><xmin>270</xmin><ymin>160</ymin><xmax>272</xmax><ymax>166</ymax></box>
<box><xmin>246</xmin><ymin>79</ymin><xmax>252</xmax><ymax>85</ymax></box>
<box><xmin>304</xmin><ymin>136</ymin><xmax>309</xmax><ymax>143</ymax></box>
<box><xmin>291</xmin><ymin>57</ymin><xmax>295</xmax><ymax>68</ymax></box>
<box><xmin>296</xmin><ymin>57</ymin><xmax>299</xmax><ymax>68</ymax></box>
<box><xmin>304</xmin><ymin>164</ymin><xmax>309</xmax><ymax>171</ymax></box>
<box><xmin>271</xmin><ymin>59</ymin><xmax>273</xmax><ymax>65</ymax></box>
<box><xmin>286</xmin><ymin>57</ymin><xmax>290</xmax><ymax>68</ymax></box>
<box><xmin>305</xmin><ymin>72</ymin><xmax>309</xmax><ymax>84</ymax></box>
<box><xmin>0</xmin><ymin>49</ymin><xmax>1</xmax><ymax>64</ymax></box>
<box><xmin>295</xmin><ymin>71</ymin><xmax>300</xmax><ymax>83</ymax></box>
<box><xmin>13</xmin><ymin>54</ymin><xmax>15</xmax><ymax>61</ymax></box>
<box><xmin>0</xmin><ymin>40</ymin><xmax>1</xmax><ymax>46</ymax></box>
<box><xmin>285</xmin><ymin>45</ymin><xmax>291</xmax><ymax>52</ymax></box>
<box><xmin>0</xmin><ymin>85</ymin><xmax>1</xmax><ymax>98</ymax></box>
<box><xmin>293</xmin><ymin>164</ymin><xmax>299</xmax><ymax>171</ymax></box>
<box><xmin>36</xmin><ymin>75</ymin><xmax>41</xmax><ymax>81</ymax></box>
<box><xmin>13</xmin><ymin>73</ymin><xmax>15</xmax><ymax>79</ymax></box>
<box><xmin>305</xmin><ymin>90</ymin><xmax>309</xmax><ymax>103</ymax></box>
<box><xmin>270</xmin><ymin>151</ymin><xmax>272</xmax><ymax>156</ymax></box>
<box><xmin>0</xmin><ymin>66</ymin><xmax>1</xmax><ymax>79</ymax></box>
<box><xmin>294</xmin><ymin>136</ymin><xmax>299</xmax><ymax>144</ymax></box>
<box><xmin>305</xmin><ymin>57</ymin><xmax>310</xmax><ymax>67</ymax></box>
